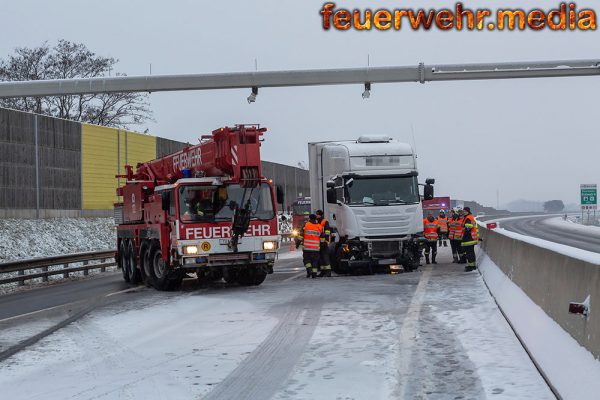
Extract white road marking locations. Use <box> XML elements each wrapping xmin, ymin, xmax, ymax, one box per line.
<box><xmin>282</xmin><ymin>272</ymin><xmax>305</xmax><ymax>282</ymax></box>
<box><xmin>0</xmin><ymin>304</ymin><xmax>66</xmax><ymax>324</ymax></box>
<box><xmin>395</xmin><ymin>266</ymin><xmax>433</xmax><ymax>398</ymax></box>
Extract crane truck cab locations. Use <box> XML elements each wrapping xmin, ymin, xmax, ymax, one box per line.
<box><xmin>308</xmin><ymin>135</ymin><xmax>434</xmax><ymax>274</ymax></box>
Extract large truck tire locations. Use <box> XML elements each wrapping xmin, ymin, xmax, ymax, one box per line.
<box><xmin>139</xmin><ymin>241</ymin><xmax>153</xmax><ymax>287</ymax></box>
<box><xmin>119</xmin><ymin>241</ymin><xmax>131</xmax><ymax>283</ymax></box>
<box><xmin>223</xmin><ymin>268</ymin><xmax>238</xmax><ymax>284</ymax></box>
<box><xmin>150</xmin><ymin>243</ymin><xmax>170</xmax><ymax>291</ymax></box>
<box><xmin>150</xmin><ymin>242</ymin><xmax>183</xmax><ymax>291</ymax></box>
<box><xmin>166</xmin><ymin>271</ymin><xmax>184</xmax><ymax>291</ymax></box>
<box><xmin>237</xmin><ymin>266</ymin><xmax>267</xmax><ymax>286</ymax></box>
<box><xmin>127</xmin><ymin>241</ymin><xmax>142</xmax><ymax>284</ymax></box>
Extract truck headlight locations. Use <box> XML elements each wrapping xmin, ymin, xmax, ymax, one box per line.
<box><xmin>263</xmin><ymin>241</ymin><xmax>277</xmax><ymax>251</ymax></box>
<box><xmin>183</xmin><ymin>245</ymin><xmax>199</xmax><ymax>255</ymax></box>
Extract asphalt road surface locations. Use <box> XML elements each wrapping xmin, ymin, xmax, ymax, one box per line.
<box><xmin>0</xmin><ymin>248</ymin><xmax>553</xmax><ymax>400</ymax></box>
<box><xmin>0</xmin><ymin>247</ymin><xmax>303</xmax><ymax>322</ymax></box>
<box><xmin>497</xmin><ymin>215</ymin><xmax>600</xmax><ymax>253</ymax></box>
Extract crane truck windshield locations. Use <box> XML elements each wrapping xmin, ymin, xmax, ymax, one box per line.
<box><xmin>345</xmin><ymin>175</ymin><xmax>420</xmax><ymax>206</ymax></box>
<box><xmin>178</xmin><ymin>183</ymin><xmax>275</xmax><ymax>222</ymax></box>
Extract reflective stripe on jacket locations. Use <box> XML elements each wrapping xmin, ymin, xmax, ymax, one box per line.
<box><xmin>423</xmin><ymin>219</ymin><xmax>439</xmax><ymax>241</ymax></box>
<box><xmin>461</xmin><ymin>214</ymin><xmax>479</xmax><ymax>246</ymax></box>
<box><xmin>437</xmin><ymin>216</ymin><xmax>448</xmax><ymax>233</ymax></box>
<box><xmin>303</xmin><ymin>222</ymin><xmax>323</xmax><ymax>251</ymax></box>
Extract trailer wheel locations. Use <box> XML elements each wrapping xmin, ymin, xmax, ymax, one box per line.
<box><xmin>119</xmin><ymin>241</ymin><xmax>131</xmax><ymax>283</ymax></box>
<box><xmin>127</xmin><ymin>241</ymin><xmax>142</xmax><ymax>284</ymax></box>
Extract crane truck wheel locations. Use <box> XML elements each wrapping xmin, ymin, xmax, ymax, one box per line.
<box><xmin>119</xmin><ymin>240</ymin><xmax>131</xmax><ymax>283</ymax></box>
<box><xmin>127</xmin><ymin>241</ymin><xmax>142</xmax><ymax>284</ymax></box>
<box><xmin>149</xmin><ymin>243</ymin><xmax>169</xmax><ymax>291</ymax></box>
<box><xmin>149</xmin><ymin>242</ymin><xmax>183</xmax><ymax>291</ymax></box>
<box><xmin>223</xmin><ymin>268</ymin><xmax>238</xmax><ymax>284</ymax></box>
<box><xmin>139</xmin><ymin>241</ymin><xmax>153</xmax><ymax>287</ymax></box>
<box><xmin>237</xmin><ymin>265</ymin><xmax>267</xmax><ymax>286</ymax></box>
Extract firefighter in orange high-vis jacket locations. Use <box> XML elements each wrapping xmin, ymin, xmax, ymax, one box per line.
<box><xmin>298</xmin><ymin>213</ymin><xmax>324</xmax><ymax>278</ymax></box>
<box><xmin>423</xmin><ymin>212</ymin><xmax>440</xmax><ymax>264</ymax></box>
<box><xmin>448</xmin><ymin>208</ymin><xmax>462</xmax><ymax>263</ymax></box>
<box><xmin>461</xmin><ymin>207</ymin><xmax>479</xmax><ymax>271</ymax></box>
<box><xmin>437</xmin><ymin>210</ymin><xmax>449</xmax><ymax>247</ymax></box>
<box><xmin>315</xmin><ymin>210</ymin><xmax>332</xmax><ymax>277</ymax></box>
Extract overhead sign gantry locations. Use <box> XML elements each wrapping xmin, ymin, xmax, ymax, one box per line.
<box><xmin>0</xmin><ymin>59</ymin><xmax>598</xmax><ymax>102</ymax></box>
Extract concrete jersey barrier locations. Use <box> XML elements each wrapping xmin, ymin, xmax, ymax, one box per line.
<box><xmin>480</xmin><ymin>226</ymin><xmax>600</xmax><ymax>359</ymax></box>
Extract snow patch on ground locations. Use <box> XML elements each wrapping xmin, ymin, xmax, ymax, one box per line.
<box><xmin>492</xmin><ymin>227</ymin><xmax>600</xmax><ymax>265</ymax></box>
<box><xmin>0</xmin><ymin>293</ymin><xmax>278</xmax><ymax>400</ymax></box>
<box><xmin>479</xmin><ymin>251</ymin><xmax>600</xmax><ymax>400</ymax></box>
<box><xmin>0</xmin><ymin>218</ymin><xmax>115</xmax><ymax>262</ymax></box>
<box><xmin>273</xmin><ymin>294</ymin><xmax>401</xmax><ymax>400</ymax></box>
<box><xmin>543</xmin><ymin>216</ymin><xmax>600</xmax><ymax>236</ymax></box>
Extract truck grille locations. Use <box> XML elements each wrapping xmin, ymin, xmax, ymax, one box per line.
<box><xmin>209</xmin><ymin>253</ymin><xmax>250</xmax><ymax>262</ymax></box>
<box><xmin>370</xmin><ymin>241</ymin><xmax>400</xmax><ymax>257</ymax></box>
<box><xmin>357</xmin><ymin>215</ymin><xmax>411</xmax><ymax>235</ymax></box>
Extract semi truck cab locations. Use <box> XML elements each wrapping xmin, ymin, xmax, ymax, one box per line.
<box><xmin>308</xmin><ymin>135</ymin><xmax>433</xmax><ymax>273</ymax></box>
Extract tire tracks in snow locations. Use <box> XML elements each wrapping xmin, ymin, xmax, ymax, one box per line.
<box><xmin>0</xmin><ymin>287</ymin><xmax>143</xmax><ymax>363</ymax></box>
<box><xmin>203</xmin><ymin>290</ymin><xmax>323</xmax><ymax>400</ymax></box>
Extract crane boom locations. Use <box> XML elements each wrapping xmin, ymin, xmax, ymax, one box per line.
<box><xmin>123</xmin><ymin>125</ymin><xmax>265</xmax><ymax>188</ymax></box>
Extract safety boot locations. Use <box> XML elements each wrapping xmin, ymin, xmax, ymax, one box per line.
<box><xmin>311</xmin><ymin>267</ymin><xmax>318</xmax><ymax>279</ymax></box>
<box><xmin>425</xmin><ymin>255</ymin><xmax>430</xmax><ymax>264</ymax></box>
<box><xmin>443</xmin><ymin>241</ymin><xmax>448</xmax><ymax>247</ymax></box>
<box><xmin>432</xmin><ymin>255</ymin><xmax>437</xmax><ymax>264</ymax></box>
<box><xmin>452</xmin><ymin>256</ymin><xmax>459</xmax><ymax>263</ymax></box>
<box><xmin>325</xmin><ymin>270</ymin><xmax>332</xmax><ymax>277</ymax></box>
<box><xmin>464</xmin><ymin>265</ymin><xmax>477</xmax><ymax>272</ymax></box>
<box><xmin>305</xmin><ymin>265</ymin><xmax>311</xmax><ymax>278</ymax></box>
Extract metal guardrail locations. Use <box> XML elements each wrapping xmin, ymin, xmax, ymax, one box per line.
<box><xmin>0</xmin><ymin>250</ymin><xmax>117</xmax><ymax>286</ymax></box>
<box><xmin>0</xmin><ymin>234</ymin><xmax>295</xmax><ymax>287</ymax></box>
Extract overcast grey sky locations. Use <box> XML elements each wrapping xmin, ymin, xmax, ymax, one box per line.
<box><xmin>2</xmin><ymin>0</ymin><xmax>599</xmax><ymax>207</ymax></box>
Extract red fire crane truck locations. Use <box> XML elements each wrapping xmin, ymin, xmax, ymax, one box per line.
<box><xmin>290</xmin><ymin>196</ymin><xmax>311</xmax><ymax>237</ymax></box>
<box><xmin>114</xmin><ymin>125</ymin><xmax>284</xmax><ymax>290</ymax></box>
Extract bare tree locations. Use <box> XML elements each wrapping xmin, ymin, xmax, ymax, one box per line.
<box><xmin>0</xmin><ymin>40</ymin><xmax>153</xmax><ymax>128</ymax></box>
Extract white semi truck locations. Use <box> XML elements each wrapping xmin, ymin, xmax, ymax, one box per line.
<box><xmin>308</xmin><ymin>135</ymin><xmax>434</xmax><ymax>273</ymax></box>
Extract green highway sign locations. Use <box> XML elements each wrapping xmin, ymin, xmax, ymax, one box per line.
<box><xmin>581</xmin><ymin>184</ymin><xmax>597</xmax><ymax>210</ymax></box>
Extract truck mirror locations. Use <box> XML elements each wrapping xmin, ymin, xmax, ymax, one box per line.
<box><xmin>423</xmin><ymin>184</ymin><xmax>434</xmax><ymax>201</ymax></box>
<box><xmin>326</xmin><ymin>188</ymin><xmax>337</xmax><ymax>204</ymax></box>
<box><xmin>161</xmin><ymin>191</ymin><xmax>170</xmax><ymax>211</ymax></box>
<box><xmin>326</xmin><ymin>180</ymin><xmax>335</xmax><ymax>188</ymax></box>
<box><xmin>276</xmin><ymin>185</ymin><xmax>285</xmax><ymax>205</ymax></box>
<box><xmin>425</xmin><ymin>178</ymin><xmax>435</xmax><ymax>185</ymax></box>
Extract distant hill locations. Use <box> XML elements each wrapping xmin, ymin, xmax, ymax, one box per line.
<box><xmin>504</xmin><ymin>199</ymin><xmax>544</xmax><ymax>212</ymax></box>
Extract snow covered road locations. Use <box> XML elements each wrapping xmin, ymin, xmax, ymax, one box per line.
<box><xmin>0</xmin><ymin>249</ymin><xmax>553</xmax><ymax>399</ymax></box>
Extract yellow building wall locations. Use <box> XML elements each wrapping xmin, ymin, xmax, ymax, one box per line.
<box><xmin>82</xmin><ymin>125</ymin><xmax>156</xmax><ymax>210</ymax></box>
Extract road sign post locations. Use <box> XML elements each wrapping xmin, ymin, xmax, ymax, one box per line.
<box><xmin>580</xmin><ymin>184</ymin><xmax>597</xmax><ymax>225</ymax></box>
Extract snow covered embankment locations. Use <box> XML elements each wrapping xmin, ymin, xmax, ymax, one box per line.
<box><xmin>0</xmin><ymin>218</ymin><xmax>115</xmax><ymax>263</ymax></box>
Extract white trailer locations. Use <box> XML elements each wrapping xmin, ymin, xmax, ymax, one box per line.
<box><xmin>308</xmin><ymin>135</ymin><xmax>434</xmax><ymax>273</ymax></box>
